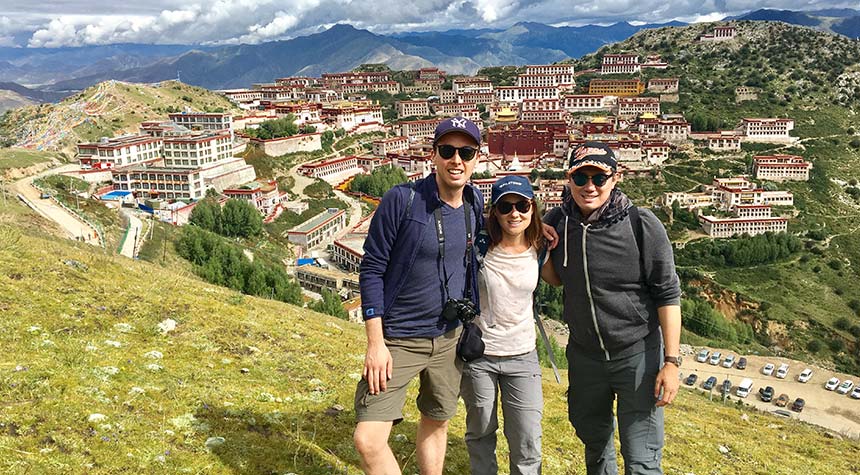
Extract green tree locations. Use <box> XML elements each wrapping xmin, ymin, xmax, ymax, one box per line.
<box><xmin>349</xmin><ymin>166</ymin><xmax>408</xmax><ymax>198</ymax></box>
<box><xmin>310</xmin><ymin>289</ymin><xmax>348</xmax><ymax>319</ymax></box>
<box><xmin>221</xmin><ymin>199</ymin><xmax>263</xmax><ymax>238</ymax></box>
<box><xmin>189</xmin><ymin>199</ymin><xmax>222</xmax><ymax>233</ymax></box>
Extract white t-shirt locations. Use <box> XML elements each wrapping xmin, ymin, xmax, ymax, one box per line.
<box><xmin>476</xmin><ymin>245</ymin><xmax>539</xmax><ymax>356</ymax></box>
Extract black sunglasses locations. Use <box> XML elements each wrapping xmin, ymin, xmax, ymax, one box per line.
<box><xmin>571</xmin><ymin>172</ymin><xmax>613</xmax><ymax>187</ymax></box>
<box><xmin>436</xmin><ymin>144</ymin><xmax>478</xmax><ymax>161</ymax></box>
<box><xmin>496</xmin><ymin>200</ymin><xmax>532</xmax><ymax>215</ymax></box>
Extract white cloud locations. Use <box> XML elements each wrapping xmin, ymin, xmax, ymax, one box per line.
<box><xmin>12</xmin><ymin>0</ymin><xmax>860</xmax><ymax>47</ymax></box>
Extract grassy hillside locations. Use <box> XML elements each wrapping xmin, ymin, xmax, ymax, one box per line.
<box><xmin>0</xmin><ymin>80</ymin><xmax>241</xmax><ymax>156</ymax></box>
<box><xmin>2</xmin><ymin>202</ymin><xmax>860</xmax><ymax>474</ymax></box>
<box><xmin>574</xmin><ymin>21</ymin><xmax>860</xmax><ymax>372</ymax></box>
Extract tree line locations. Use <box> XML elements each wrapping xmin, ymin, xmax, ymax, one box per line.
<box><xmin>176</xmin><ymin>226</ymin><xmax>302</xmax><ymax>304</ymax></box>
<box><xmin>676</xmin><ymin>232</ymin><xmax>802</xmax><ymax>268</ymax></box>
<box><xmin>242</xmin><ymin>114</ymin><xmax>317</xmax><ymax>140</ymax></box>
<box><xmin>189</xmin><ymin>198</ymin><xmax>263</xmax><ymax>238</ymax></box>
<box><xmin>349</xmin><ymin>166</ymin><xmax>408</xmax><ymax>198</ymax></box>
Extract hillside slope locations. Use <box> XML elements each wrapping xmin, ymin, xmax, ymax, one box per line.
<box><xmin>1</xmin><ymin>206</ymin><xmax>860</xmax><ymax>474</ymax></box>
<box><xmin>0</xmin><ymin>80</ymin><xmax>241</xmax><ymax>155</ymax></box>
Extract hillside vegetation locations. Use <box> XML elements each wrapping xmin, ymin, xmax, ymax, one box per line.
<box><xmin>571</xmin><ymin>21</ymin><xmax>860</xmax><ymax>373</ymax></box>
<box><xmin>2</xmin><ymin>201</ymin><xmax>860</xmax><ymax>474</ymax></box>
<box><xmin>0</xmin><ymin>80</ymin><xmax>241</xmax><ymax>155</ymax></box>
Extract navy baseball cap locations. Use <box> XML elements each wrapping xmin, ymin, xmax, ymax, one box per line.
<box><xmin>568</xmin><ymin>141</ymin><xmax>617</xmax><ymax>174</ymax></box>
<box><xmin>491</xmin><ymin>175</ymin><xmax>534</xmax><ymax>204</ymax></box>
<box><xmin>433</xmin><ymin>117</ymin><xmax>481</xmax><ymax>146</ymax></box>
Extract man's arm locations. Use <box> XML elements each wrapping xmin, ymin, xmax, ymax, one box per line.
<box><xmin>654</xmin><ymin>304</ymin><xmax>681</xmax><ymax>407</ymax></box>
<box><xmin>363</xmin><ymin>317</ymin><xmax>392</xmax><ymax>395</ymax></box>
<box><xmin>541</xmin><ymin>255</ymin><xmax>561</xmax><ymax>286</ymax></box>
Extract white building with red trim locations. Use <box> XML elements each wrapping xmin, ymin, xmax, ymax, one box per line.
<box><xmin>452</xmin><ymin>77</ymin><xmax>493</xmax><ymax>95</ymax></box>
<box><xmin>288</xmin><ymin>208</ymin><xmax>348</xmax><ymax>249</ymax></box>
<box><xmin>398</xmin><ymin>118</ymin><xmax>443</xmax><ymax>141</ymax></box>
<box><xmin>700</xmin><ymin>25</ymin><xmax>736</xmax><ymax>42</ymax></box>
<box><xmin>322</xmin><ymin>104</ymin><xmax>384</xmax><ymax>133</ymax></box>
<box><xmin>647</xmin><ymin>78</ymin><xmax>680</xmax><ymax>93</ymax></box>
<box><xmin>223</xmin><ymin>180</ymin><xmax>285</xmax><ymax>217</ymax></box>
<box><xmin>168</xmin><ymin>112</ymin><xmax>234</xmax><ymax>139</ymax></box>
<box><xmin>76</xmin><ymin>134</ymin><xmax>163</xmax><ymax>169</ymax></box>
<box><xmin>562</xmin><ymin>95</ymin><xmax>611</xmax><ymax>112</ymax></box>
<box><xmin>601</xmin><ymin>54</ymin><xmax>640</xmax><ymax>74</ymax></box>
<box><xmin>163</xmin><ymin>131</ymin><xmax>232</xmax><ymax>169</ymax></box>
<box><xmin>739</xmin><ymin>118</ymin><xmax>795</xmax><ymax>143</ymax></box>
<box><xmin>297</xmin><ymin>155</ymin><xmax>362</xmax><ymax>182</ymax></box>
<box><xmin>753</xmin><ymin>154</ymin><xmax>812</xmax><ymax>181</ymax></box>
<box><xmin>707</xmin><ymin>131</ymin><xmax>742</xmax><ymax>151</ymax></box>
<box><xmin>396</xmin><ymin>100</ymin><xmax>430</xmax><ymax>118</ymax></box>
<box><xmin>617</xmin><ymin>97</ymin><xmax>661</xmax><ymax>118</ymax></box>
<box><xmin>371</xmin><ymin>136</ymin><xmax>409</xmax><ymax>157</ymax></box>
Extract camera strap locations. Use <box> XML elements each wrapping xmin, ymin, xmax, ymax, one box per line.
<box><xmin>433</xmin><ymin>191</ymin><xmax>474</xmax><ymax>302</ymax></box>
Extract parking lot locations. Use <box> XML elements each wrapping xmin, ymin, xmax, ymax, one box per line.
<box><xmin>681</xmin><ymin>346</ymin><xmax>860</xmax><ymax>438</ymax></box>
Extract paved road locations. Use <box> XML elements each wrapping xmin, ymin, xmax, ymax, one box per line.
<box><xmin>10</xmin><ymin>165</ymin><xmax>100</xmax><ymax>245</ymax></box>
<box><xmin>118</xmin><ymin>208</ymin><xmax>143</xmax><ymax>258</ymax></box>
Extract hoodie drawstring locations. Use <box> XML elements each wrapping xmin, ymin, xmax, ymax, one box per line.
<box><xmin>563</xmin><ymin>215</ymin><xmax>569</xmax><ymax>268</ymax></box>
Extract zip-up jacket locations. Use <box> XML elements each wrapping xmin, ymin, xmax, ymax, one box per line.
<box><xmin>544</xmin><ymin>189</ymin><xmax>680</xmax><ymax>360</ymax></box>
<box><xmin>359</xmin><ymin>174</ymin><xmax>484</xmax><ymax>337</ymax></box>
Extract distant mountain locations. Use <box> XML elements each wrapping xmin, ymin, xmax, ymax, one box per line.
<box><xmin>0</xmin><ymin>82</ymin><xmax>68</xmax><ymax>103</ymax></box>
<box><xmin>11</xmin><ymin>21</ymin><xmax>691</xmax><ymax>93</ymax></box>
<box><xmin>725</xmin><ymin>8</ymin><xmax>860</xmax><ymax>38</ymax></box>
<box><xmin>832</xmin><ymin>16</ymin><xmax>860</xmax><ymax>39</ymax></box>
<box><xmin>733</xmin><ymin>9</ymin><xmax>820</xmax><ymax>26</ymax></box>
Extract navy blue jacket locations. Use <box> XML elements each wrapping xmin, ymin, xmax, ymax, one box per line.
<box><xmin>359</xmin><ymin>174</ymin><xmax>484</xmax><ymax>335</ymax></box>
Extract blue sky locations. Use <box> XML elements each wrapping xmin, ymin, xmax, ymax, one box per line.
<box><xmin>0</xmin><ymin>0</ymin><xmax>856</xmax><ymax>48</ymax></box>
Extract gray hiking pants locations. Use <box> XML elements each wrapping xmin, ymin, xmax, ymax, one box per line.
<box><xmin>460</xmin><ymin>349</ymin><xmax>543</xmax><ymax>475</ymax></box>
<box><xmin>567</xmin><ymin>345</ymin><xmax>664</xmax><ymax>475</ymax></box>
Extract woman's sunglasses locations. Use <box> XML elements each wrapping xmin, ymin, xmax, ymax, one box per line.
<box><xmin>570</xmin><ymin>172</ymin><xmax>613</xmax><ymax>187</ymax></box>
<box><xmin>495</xmin><ymin>200</ymin><xmax>532</xmax><ymax>215</ymax></box>
<box><xmin>436</xmin><ymin>144</ymin><xmax>478</xmax><ymax>161</ymax></box>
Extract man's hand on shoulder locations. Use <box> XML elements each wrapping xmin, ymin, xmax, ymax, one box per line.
<box><xmin>542</xmin><ymin>223</ymin><xmax>559</xmax><ymax>250</ymax></box>
<box><xmin>363</xmin><ymin>342</ymin><xmax>393</xmax><ymax>395</ymax></box>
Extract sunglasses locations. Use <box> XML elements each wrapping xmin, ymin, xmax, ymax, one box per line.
<box><xmin>570</xmin><ymin>172</ymin><xmax>613</xmax><ymax>187</ymax></box>
<box><xmin>436</xmin><ymin>144</ymin><xmax>478</xmax><ymax>161</ymax></box>
<box><xmin>495</xmin><ymin>199</ymin><xmax>532</xmax><ymax>215</ymax></box>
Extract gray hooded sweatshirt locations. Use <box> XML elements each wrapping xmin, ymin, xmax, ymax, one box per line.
<box><xmin>544</xmin><ymin>188</ymin><xmax>681</xmax><ymax>361</ymax></box>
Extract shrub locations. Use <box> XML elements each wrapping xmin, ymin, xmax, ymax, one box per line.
<box><xmin>829</xmin><ymin>338</ymin><xmax>845</xmax><ymax>353</ymax></box>
<box><xmin>806</xmin><ymin>339</ymin><xmax>823</xmax><ymax>353</ymax></box>
<box><xmin>835</xmin><ymin>317</ymin><xmax>851</xmax><ymax>331</ymax></box>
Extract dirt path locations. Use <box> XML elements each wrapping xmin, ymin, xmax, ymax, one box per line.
<box><xmin>118</xmin><ymin>208</ymin><xmax>143</xmax><ymax>258</ymax></box>
<box><xmin>10</xmin><ymin>165</ymin><xmax>100</xmax><ymax>245</ymax></box>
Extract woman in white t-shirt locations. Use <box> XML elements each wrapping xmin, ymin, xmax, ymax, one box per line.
<box><xmin>461</xmin><ymin>175</ymin><xmax>546</xmax><ymax>475</ymax></box>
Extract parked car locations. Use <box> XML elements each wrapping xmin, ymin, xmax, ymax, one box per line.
<box><xmin>773</xmin><ymin>409</ymin><xmax>793</xmax><ymax>418</ymax></box>
<box><xmin>851</xmin><ymin>387</ymin><xmax>860</xmax><ymax>400</ymax></box>
<box><xmin>685</xmin><ymin>374</ymin><xmax>698</xmax><ymax>386</ymax></box>
<box><xmin>709</xmin><ymin>352</ymin><xmax>722</xmax><ymax>365</ymax></box>
<box><xmin>721</xmin><ymin>379</ymin><xmax>732</xmax><ymax>396</ymax></box>
<box><xmin>762</xmin><ymin>363</ymin><xmax>775</xmax><ymax>376</ymax></box>
<box><xmin>759</xmin><ymin>385</ymin><xmax>774</xmax><ymax>402</ymax></box>
<box><xmin>825</xmin><ymin>377</ymin><xmax>840</xmax><ymax>391</ymax></box>
<box><xmin>791</xmin><ymin>398</ymin><xmax>805</xmax><ymax>412</ymax></box>
<box><xmin>798</xmin><ymin>368</ymin><xmax>813</xmax><ymax>383</ymax></box>
<box><xmin>775</xmin><ymin>393</ymin><xmax>790</xmax><ymax>407</ymax></box>
<box><xmin>837</xmin><ymin>380</ymin><xmax>855</xmax><ymax>395</ymax></box>
<box><xmin>39</xmin><ymin>192</ymin><xmax>51</xmax><ymax>199</ymax></box>
<box><xmin>722</xmin><ymin>354</ymin><xmax>735</xmax><ymax>368</ymax></box>
<box><xmin>736</xmin><ymin>357</ymin><xmax>747</xmax><ymax>370</ymax></box>
<box><xmin>696</xmin><ymin>349</ymin><xmax>709</xmax><ymax>363</ymax></box>
<box><xmin>703</xmin><ymin>376</ymin><xmax>718</xmax><ymax>390</ymax></box>
<box><xmin>776</xmin><ymin>363</ymin><xmax>789</xmax><ymax>379</ymax></box>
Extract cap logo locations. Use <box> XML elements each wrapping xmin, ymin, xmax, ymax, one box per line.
<box><xmin>575</xmin><ymin>146</ymin><xmax>609</xmax><ymax>161</ymax></box>
<box><xmin>451</xmin><ymin>118</ymin><xmax>467</xmax><ymax>129</ymax></box>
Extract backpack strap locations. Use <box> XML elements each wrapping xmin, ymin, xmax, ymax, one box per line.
<box><xmin>534</xmin><ymin>248</ymin><xmax>561</xmax><ymax>384</ymax></box>
<box><xmin>401</xmin><ymin>182</ymin><xmax>416</xmax><ymax>226</ymax></box>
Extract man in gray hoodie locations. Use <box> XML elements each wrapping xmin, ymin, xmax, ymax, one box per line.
<box><xmin>542</xmin><ymin>141</ymin><xmax>681</xmax><ymax>475</ymax></box>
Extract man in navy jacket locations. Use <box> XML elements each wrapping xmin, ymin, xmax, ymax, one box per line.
<box><xmin>354</xmin><ymin>117</ymin><xmax>485</xmax><ymax>475</ymax></box>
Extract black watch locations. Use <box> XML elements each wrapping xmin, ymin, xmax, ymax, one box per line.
<box><xmin>664</xmin><ymin>355</ymin><xmax>682</xmax><ymax>367</ymax></box>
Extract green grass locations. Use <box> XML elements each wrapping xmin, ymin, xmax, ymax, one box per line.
<box><xmin>0</xmin><ymin>148</ymin><xmax>56</xmax><ymax>171</ymax></box>
<box><xmin>2</xmin><ymin>224</ymin><xmax>860</xmax><ymax>474</ymax></box>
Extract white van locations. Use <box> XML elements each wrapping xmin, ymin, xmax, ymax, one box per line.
<box><xmin>736</xmin><ymin>378</ymin><xmax>754</xmax><ymax>398</ymax></box>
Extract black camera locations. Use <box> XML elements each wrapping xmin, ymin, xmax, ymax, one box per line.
<box><xmin>442</xmin><ymin>298</ymin><xmax>478</xmax><ymax>323</ymax></box>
